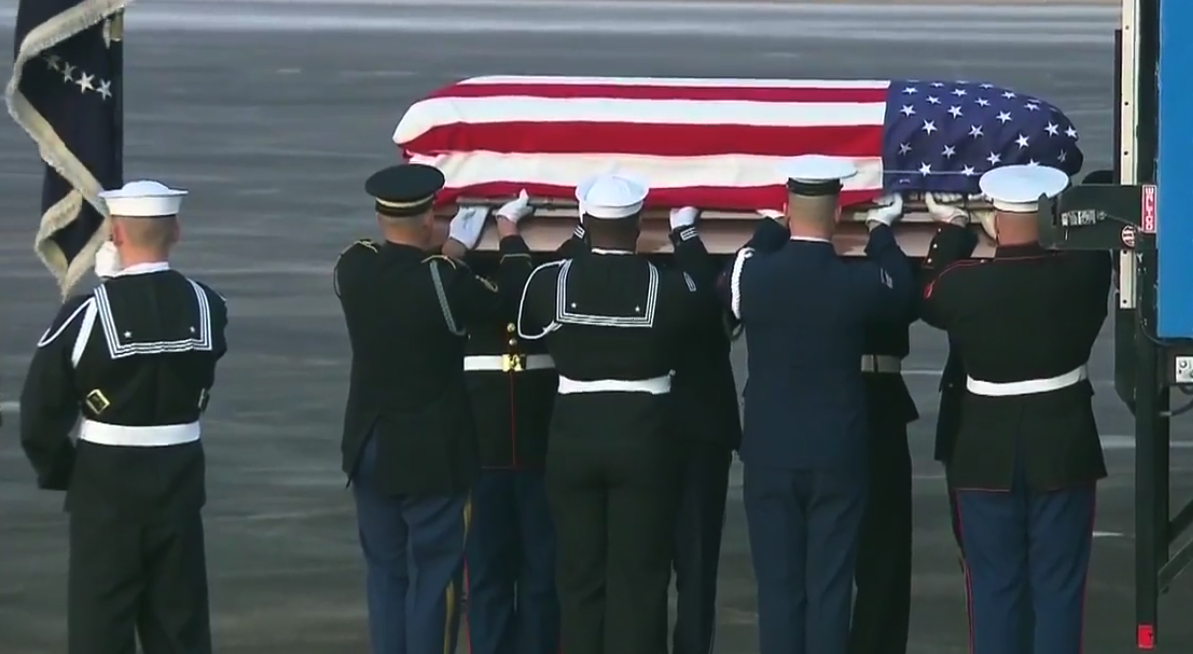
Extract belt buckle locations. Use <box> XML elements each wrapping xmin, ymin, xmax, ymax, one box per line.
<box><xmin>511</xmin><ymin>354</ymin><xmax>526</xmax><ymax>372</ymax></box>
<box><xmin>84</xmin><ymin>389</ymin><xmax>111</xmax><ymax>415</ymax></box>
<box><xmin>501</xmin><ymin>354</ymin><xmax>513</xmax><ymax>373</ymax></box>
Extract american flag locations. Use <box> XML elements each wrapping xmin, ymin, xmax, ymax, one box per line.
<box><xmin>5</xmin><ymin>0</ymin><xmax>128</xmax><ymax>293</ymax></box>
<box><xmin>394</xmin><ymin>75</ymin><xmax>1083</xmax><ymax>212</ymax></box>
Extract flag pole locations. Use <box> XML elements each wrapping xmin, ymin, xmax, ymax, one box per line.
<box><xmin>109</xmin><ymin>10</ymin><xmax>124</xmax><ymax>186</ymax></box>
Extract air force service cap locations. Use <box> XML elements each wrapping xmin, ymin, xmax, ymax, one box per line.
<box><xmin>99</xmin><ymin>180</ymin><xmax>187</xmax><ymax>217</ymax></box>
<box><xmin>575</xmin><ymin>174</ymin><xmax>649</xmax><ymax>219</ymax></box>
<box><xmin>366</xmin><ymin>164</ymin><xmax>446</xmax><ymax>217</ymax></box>
<box><xmin>778</xmin><ymin>155</ymin><xmax>858</xmax><ymax>197</ymax></box>
<box><xmin>979</xmin><ymin>164</ymin><xmax>1069</xmax><ymax>213</ymax></box>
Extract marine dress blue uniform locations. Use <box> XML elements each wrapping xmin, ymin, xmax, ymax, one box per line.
<box><xmin>920</xmin><ymin>165</ymin><xmax>1110</xmax><ymax>654</ymax></box>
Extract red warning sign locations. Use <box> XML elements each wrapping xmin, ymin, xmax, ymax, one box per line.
<box><xmin>1141</xmin><ymin>184</ymin><xmax>1157</xmax><ymax>233</ymax></box>
<box><xmin>1122</xmin><ymin>225</ymin><xmax>1137</xmax><ymax>248</ymax></box>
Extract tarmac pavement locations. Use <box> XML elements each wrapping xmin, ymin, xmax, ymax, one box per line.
<box><xmin>1</xmin><ymin>1</ymin><xmax>1190</xmax><ymax>653</ymax></box>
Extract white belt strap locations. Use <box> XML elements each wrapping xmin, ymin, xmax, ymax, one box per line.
<box><xmin>966</xmin><ymin>365</ymin><xmax>1088</xmax><ymax>397</ymax></box>
<box><xmin>463</xmin><ymin>354</ymin><xmax>555</xmax><ymax>372</ymax></box>
<box><xmin>557</xmin><ymin>375</ymin><xmax>671</xmax><ymax>395</ymax></box>
<box><xmin>78</xmin><ymin>420</ymin><xmax>201</xmax><ymax>447</ymax></box>
<box><xmin>861</xmin><ymin>354</ymin><xmax>902</xmax><ymax>374</ymax></box>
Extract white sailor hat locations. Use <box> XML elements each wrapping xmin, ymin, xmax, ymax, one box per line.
<box><xmin>978</xmin><ymin>164</ymin><xmax>1069</xmax><ymax>213</ymax></box>
<box><xmin>99</xmin><ymin>180</ymin><xmax>188</xmax><ymax>217</ymax></box>
<box><xmin>575</xmin><ymin>173</ymin><xmax>649</xmax><ymax>219</ymax></box>
<box><xmin>777</xmin><ymin>155</ymin><xmax>858</xmax><ymax>196</ymax></box>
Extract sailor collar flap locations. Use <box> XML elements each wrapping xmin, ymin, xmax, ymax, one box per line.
<box><xmin>553</xmin><ymin>258</ymin><xmax>660</xmax><ymax>328</ymax></box>
<box><xmin>93</xmin><ymin>278</ymin><xmax>215</xmax><ymax>359</ymax></box>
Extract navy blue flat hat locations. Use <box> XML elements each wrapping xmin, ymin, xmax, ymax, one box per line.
<box><xmin>366</xmin><ymin>164</ymin><xmax>446</xmax><ymax>217</ymax></box>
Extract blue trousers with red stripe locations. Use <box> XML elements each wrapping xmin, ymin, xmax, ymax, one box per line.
<box><xmin>465</xmin><ymin>469</ymin><xmax>559</xmax><ymax>654</ymax></box>
<box><xmin>953</xmin><ymin>469</ymin><xmax>1095</xmax><ymax>654</ymax></box>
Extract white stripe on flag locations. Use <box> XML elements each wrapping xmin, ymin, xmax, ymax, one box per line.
<box><xmin>394</xmin><ymin>97</ymin><xmax>886</xmax><ymax>143</ymax></box>
<box><xmin>407</xmin><ymin>152</ymin><xmax>884</xmax><ymax>193</ymax></box>
<box><xmin>455</xmin><ymin>76</ymin><xmax>894</xmax><ymax>89</ymax></box>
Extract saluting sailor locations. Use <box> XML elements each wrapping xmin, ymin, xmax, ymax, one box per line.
<box><xmin>336</xmin><ymin>164</ymin><xmax>534</xmax><ymax>654</ymax></box>
<box><xmin>516</xmin><ymin>173</ymin><xmax>704</xmax><ymax>654</ymax></box>
<box><xmin>20</xmin><ymin>180</ymin><xmax>227</xmax><ymax>654</ymax></box>
<box><xmin>440</xmin><ymin>194</ymin><xmax>563</xmax><ymax>654</ymax></box>
<box><xmin>718</xmin><ymin>155</ymin><xmax>915</xmax><ymax>654</ymax></box>
<box><xmin>919</xmin><ymin>164</ymin><xmax>1110</xmax><ymax>654</ymax></box>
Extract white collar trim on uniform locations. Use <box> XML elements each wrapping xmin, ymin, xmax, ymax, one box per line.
<box><xmin>113</xmin><ymin>261</ymin><xmax>171</xmax><ymax>277</ymax></box>
<box><xmin>789</xmin><ymin>235</ymin><xmax>832</xmax><ymax>244</ymax></box>
<box><xmin>590</xmin><ymin>248</ymin><xmax>635</xmax><ymax>255</ymax></box>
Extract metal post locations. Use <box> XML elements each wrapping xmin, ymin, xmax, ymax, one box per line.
<box><xmin>109</xmin><ymin>11</ymin><xmax>124</xmax><ymax>184</ymax></box>
<box><xmin>1134</xmin><ymin>251</ymin><xmax>1161</xmax><ymax>649</ymax></box>
<box><xmin>1131</xmin><ymin>0</ymin><xmax>1165</xmax><ymax>647</ymax></box>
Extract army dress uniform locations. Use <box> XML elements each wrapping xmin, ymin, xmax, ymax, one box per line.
<box><xmin>719</xmin><ymin>156</ymin><xmax>916</xmax><ymax>654</ymax></box>
<box><xmin>461</xmin><ymin>227</ymin><xmax>591</xmax><ymax>654</ymax></box>
<box><xmin>919</xmin><ymin>165</ymin><xmax>1111</xmax><ymax>654</ymax></box>
<box><xmin>336</xmin><ymin>165</ymin><xmax>534</xmax><ymax>654</ymax></box>
<box><xmin>516</xmin><ymin>175</ymin><xmax>702</xmax><ymax>654</ymax></box>
<box><xmin>19</xmin><ymin>182</ymin><xmax>227</xmax><ymax>654</ymax></box>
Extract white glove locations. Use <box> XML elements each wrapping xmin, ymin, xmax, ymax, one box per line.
<box><xmin>447</xmin><ymin>206</ymin><xmax>489</xmax><ymax>251</ymax></box>
<box><xmin>863</xmin><ymin>194</ymin><xmax>904</xmax><ymax>226</ymax></box>
<box><xmin>94</xmin><ymin>241</ymin><xmax>122</xmax><ymax>279</ymax></box>
<box><xmin>925</xmin><ymin>193</ymin><xmax>969</xmax><ymax>225</ymax></box>
<box><xmin>756</xmin><ymin>209</ymin><xmax>785</xmax><ymax>221</ymax></box>
<box><xmin>496</xmin><ymin>190</ymin><xmax>533</xmax><ymax>223</ymax></box>
<box><xmin>670</xmin><ymin>207</ymin><xmax>699</xmax><ymax>230</ymax></box>
<box><xmin>975</xmin><ymin>209</ymin><xmax>997</xmax><ymax>240</ymax></box>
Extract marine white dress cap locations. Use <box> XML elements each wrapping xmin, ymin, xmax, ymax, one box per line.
<box><xmin>777</xmin><ymin>154</ymin><xmax>859</xmax><ymax>184</ymax></box>
<box><xmin>99</xmin><ymin>180</ymin><xmax>188</xmax><ymax>217</ymax></box>
<box><xmin>979</xmin><ymin>164</ymin><xmax>1069</xmax><ymax>213</ymax></box>
<box><xmin>575</xmin><ymin>174</ymin><xmax>650</xmax><ymax>219</ymax></box>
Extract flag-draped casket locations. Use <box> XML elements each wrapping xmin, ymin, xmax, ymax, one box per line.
<box><xmin>392</xmin><ymin>75</ymin><xmax>1085</xmax><ymax>255</ymax></box>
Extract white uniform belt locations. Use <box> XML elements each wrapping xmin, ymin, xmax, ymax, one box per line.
<box><xmin>78</xmin><ymin>420</ymin><xmax>201</xmax><ymax>447</ymax></box>
<box><xmin>557</xmin><ymin>375</ymin><xmax>671</xmax><ymax>395</ymax></box>
<box><xmin>463</xmin><ymin>354</ymin><xmax>555</xmax><ymax>371</ymax></box>
<box><xmin>861</xmin><ymin>354</ymin><xmax>902</xmax><ymax>374</ymax></box>
<box><xmin>966</xmin><ymin>365</ymin><xmax>1088</xmax><ymax>397</ymax></box>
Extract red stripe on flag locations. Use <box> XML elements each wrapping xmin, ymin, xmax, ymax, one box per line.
<box><xmin>434</xmin><ymin>181</ymin><xmax>879</xmax><ymax>212</ymax></box>
<box><xmin>426</xmin><ymin>82</ymin><xmax>890</xmax><ymax>104</ymax></box>
<box><xmin>404</xmin><ymin>122</ymin><xmax>883</xmax><ymax>158</ymax></box>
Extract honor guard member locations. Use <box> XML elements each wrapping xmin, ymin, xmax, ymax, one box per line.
<box><xmin>516</xmin><ymin>174</ymin><xmax>704</xmax><ymax>654</ymax></box>
<box><xmin>446</xmin><ymin>194</ymin><xmax>563</xmax><ymax>654</ymax></box>
<box><xmin>553</xmin><ymin>205</ymin><xmax>738</xmax><ymax>654</ymax></box>
<box><xmin>848</xmin><ymin>246</ymin><xmax>920</xmax><ymax>654</ymax></box>
<box><xmin>664</xmin><ymin>206</ymin><xmax>742</xmax><ymax>654</ymax></box>
<box><xmin>20</xmin><ymin>180</ymin><xmax>227</xmax><ymax>654</ymax></box>
<box><xmin>718</xmin><ymin>155</ymin><xmax>915</xmax><ymax>654</ymax></box>
<box><xmin>919</xmin><ymin>165</ymin><xmax>1111</xmax><ymax>654</ymax></box>
<box><xmin>336</xmin><ymin>164</ymin><xmax>534</xmax><ymax>654</ymax></box>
